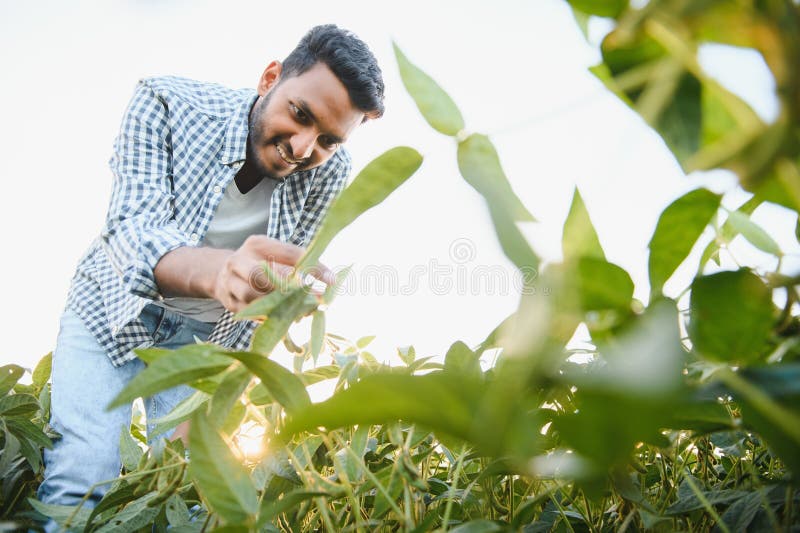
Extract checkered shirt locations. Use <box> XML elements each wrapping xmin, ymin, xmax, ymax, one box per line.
<box><xmin>66</xmin><ymin>76</ymin><xmax>350</xmax><ymax>367</ymax></box>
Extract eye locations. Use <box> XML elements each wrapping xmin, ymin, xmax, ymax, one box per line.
<box><xmin>290</xmin><ymin>103</ymin><xmax>309</xmax><ymax>123</ymax></box>
<box><xmin>319</xmin><ymin>136</ymin><xmax>339</xmax><ymax>150</ymax></box>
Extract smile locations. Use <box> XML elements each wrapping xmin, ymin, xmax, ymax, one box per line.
<box><xmin>275</xmin><ymin>144</ymin><xmax>304</xmax><ymax>166</ymax></box>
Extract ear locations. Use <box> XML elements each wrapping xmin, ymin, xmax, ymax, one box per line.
<box><xmin>257</xmin><ymin>61</ymin><xmax>282</xmax><ymax>95</ymax></box>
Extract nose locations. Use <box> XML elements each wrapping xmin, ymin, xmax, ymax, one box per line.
<box><xmin>290</xmin><ymin>129</ymin><xmax>316</xmax><ymax>161</ymax></box>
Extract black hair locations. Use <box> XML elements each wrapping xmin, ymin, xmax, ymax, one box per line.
<box><xmin>282</xmin><ymin>24</ymin><xmax>385</xmax><ymax>119</ymax></box>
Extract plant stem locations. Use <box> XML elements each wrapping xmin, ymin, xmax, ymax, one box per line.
<box><xmin>439</xmin><ymin>445</ymin><xmax>467</xmax><ymax>531</ymax></box>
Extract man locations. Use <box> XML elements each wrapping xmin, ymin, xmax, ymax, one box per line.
<box><xmin>36</xmin><ymin>24</ymin><xmax>384</xmax><ymax>523</ymax></box>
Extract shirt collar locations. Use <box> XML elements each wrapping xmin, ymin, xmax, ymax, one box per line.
<box><xmin>219</xmin><ymin>90</ymin><xmax>258</xmax><ymax>165</ymax></box>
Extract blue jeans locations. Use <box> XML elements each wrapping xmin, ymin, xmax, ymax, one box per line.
<box><xmin>35</xmin><ymin>303</ymin><xmax>215</xmax><ymax>531</ymax></box>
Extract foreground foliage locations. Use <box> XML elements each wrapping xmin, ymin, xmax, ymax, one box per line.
<box><xmin>2</xmin><ymin>0</ymin><xmax>799</xmax><ymax>531</ymax></box>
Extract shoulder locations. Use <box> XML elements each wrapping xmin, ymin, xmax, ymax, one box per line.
<box><xmin>136</xmin><ymin>76</ymin><xmax>254</xmax><ymax>120</ymax></box>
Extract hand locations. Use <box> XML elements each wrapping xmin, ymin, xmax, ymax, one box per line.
<box><xmin>211</xmin><ymin>235</ymin><xmax>333</xmax><ymax>313</ymax></box>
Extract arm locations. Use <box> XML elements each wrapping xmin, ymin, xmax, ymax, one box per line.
<box><xmin>101</xmin><ymin>81</ymin><xmax>191</xmax><ymax>301</ymax></box>
<box><xmin>103</xmin><ymin>82</ymin><xmax>328</xmax><ymax>312</ymax></box>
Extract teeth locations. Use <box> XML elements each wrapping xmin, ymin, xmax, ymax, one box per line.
<box><xmin>276</xmin><ymin>144</ymin><xmax>302</xmax><ymax>165</ymax></box>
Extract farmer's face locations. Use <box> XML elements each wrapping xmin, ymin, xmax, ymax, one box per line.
<box><xmin>247</xmin><ymin>61</ymin><xmax>364</xmax><ymax>179</ymax></box>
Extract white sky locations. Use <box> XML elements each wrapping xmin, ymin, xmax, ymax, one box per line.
<box><xmin>1</xmin><ymin>0</ymin><xmax>797</xmax><ymax>375</ymax></box>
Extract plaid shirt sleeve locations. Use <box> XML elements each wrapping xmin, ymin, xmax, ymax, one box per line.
<box><xmin>291</xmin><ymin>148</ymin><xmax>352</xmax><ymax>246</ymax></box>
<box><xmin>101</xmin><ymin>82</ymin><xmax>192</xmax><ymax>301</ymax></box>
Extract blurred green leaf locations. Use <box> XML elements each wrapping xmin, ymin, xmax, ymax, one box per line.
<box><xmin>188</xmin><ymin>411</ymin><xmax>258</xmax><ymax>525</ymax></box>
<box><xmin>568</xmin><ymin>0</ymin><xmax>628</xmax><ymax>18</ymax></box>
<box><xmin>563</xmin><ymin>187</ymin><xmax>605</xmax><ymax>262</ymax></box>
<box><xmin>444</xmin><ymin>341</ymin><xmax>482</xmax><ymax>379</ymax></box>
<box><xmin>393</xmin><ymin>42</ymin><xmax>465</xmax><ymax>136</ymax></box>
<box><xmin>457</xmin><ymin>134</ymin><xmax>535</xmax><ymax>224</ymax></box>
<box><xmin>301</xmin><ymin>146</ymin><xmax>423</xmax><ymax>268</ymax></box>
<box><xmin>222</xmin><ymin>352</ymin><xmax>310</xmax><ymax>415</ymax></box>
<box><xmin>724</xmin><ymin>210</ymin><xmax>782</xmax><ymax>256</ymax></box>
<box><xmin>284</xmin><ymin>373</ymin><xmax>479</xmax><ymax>444</ymax></box>
<box><xmin>573</xmin><ymin>257</ymin><xmax>634</xmax><ymax>313</ymax></box>
<box><xmin>457</xmin><ymin>134</ymin><xmax>539</xmax><ymax>270</ymax></box>
<box><xmin>648</xmin><ymin>188</ymin><xmax>721</xmax><ymax>296</ymax></box>
<box><xmin>721</xmin><ymin>365</ymin><xmax>800</xmax><ymax>475</ymax></box>
<box><xmin>689</xmin><ymin>270</ymin><xmax>774</xmax><ymax>363</ymax></box>
<box><xmin>108</xmin><ymin>345</ymin><xmax>231</xmax><ymax>409</ymax></box>
<box><xmin>310</xmin><ymin>311</ymin><xmax>325</xmax><ymax>361</ymax></box>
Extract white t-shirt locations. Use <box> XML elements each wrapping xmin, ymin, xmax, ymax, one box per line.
<box><xmin>154</xmin><ymin>176</ymin><xmax>279</xmax><ymax>322</ymax></box>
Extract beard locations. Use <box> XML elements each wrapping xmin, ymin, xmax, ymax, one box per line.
<box><xmin>245</xmin><ymin>91</ymin><xmax>276</xmax><ymax>179</ymax></box>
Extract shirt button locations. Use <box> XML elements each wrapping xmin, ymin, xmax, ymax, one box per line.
<box><xmin>213</xmin><ymin>185</ymin><xmax>222</xmax><ymax>193</ymax></box>
<box><xmin>190</xmin><ymin>233</ymin><xmax>199</xmax><ymax>243</ymax></box>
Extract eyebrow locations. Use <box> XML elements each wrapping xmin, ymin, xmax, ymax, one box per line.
<box><xmin>296</xmin><ymin>98</ymin><xmax>345</xmax><ymax>144</ymax></box>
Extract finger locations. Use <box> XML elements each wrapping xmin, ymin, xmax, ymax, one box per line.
<box><xmin>244</xmin><ymin>235</ymin><xmax>305</xmax><ymax>265</ymax></box>
<box><xmin>302</xmin><ymin>262</ymin><xmax>336</xmax><ymax>286</ymax></box>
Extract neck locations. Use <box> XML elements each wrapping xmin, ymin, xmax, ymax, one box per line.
<box><xmin>234</xmin><ymin>161</ymin><xmax>262</xmax><ymax>194</ymax></box>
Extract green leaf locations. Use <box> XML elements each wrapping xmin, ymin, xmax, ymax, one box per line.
<box><xmin>188</xmin><ymin>411</ymin><xmax>258</xmax><ymax>525</ymax></box>
<box><xmin>32</xmin><ymin>352</ymin><xmax>52</xmax><ymax>389</ymax></box>
<box><xmin>165</xmin><ymin>493</ymin><xmax>191</xmax><ymax>527</ymax></box>
<box><xmin>648</xmin><ymin>188</ymin><xmax>721</xmax><ymax>296</ymax></box>
<box><xmin>449</xmin><ymin>519</ymin><xmax>507</xmax><ymax>533</ymax></box>
<box><xmin>108</xmin><ymin>345</ymin><xmax>232</xmax><ymax>409</ymax></box>
<box><xmin>301</xmin><ymin>146</ymin><xmax>423</xmax><ymax>267</ymax></box>
<box><xmin>208</xmin><ymin>365</ymin><xmax>251</xmax><ymax>428</ymax></box>
<box><xmin>299</xmin><ymin>365</ymin><xmax>340</xmax><ymax>386</ymax></box>
<box><xmin>151</xmin><ymin>390</ymin><xmax>210</xmax><ymax>437</ymax></box>
<box><xmin>721</xmin><ymin>365</ymin><xmax>800</xmax><ymax>475</ymax></box>
<box><xmin>0</xmin><ymin>365</ymin><xmax>25</xmax><ymax>396</ymax></box>
<box><xmin>119</xmin><ymin>426</ymin><xmax>143</xmax><ymax>472</ymax></box>
<box><xmin>0</xmin><ymin>393</ymin><xmax>39</xmax><ymax>416</ymax></box>
<box><xmin>284</xmin><ymin>373</ymin><xmax>479</xmax><ymax>444</ymax></box>
<box><xmin>235</xmin><ymin>290</ymin><xmax>293</xmax><ymax>321</ymax></box>
<box><xmin>573</xmin><ymin>257</ymin><xmax>634</xmax><ymax>313</ymax></box>
<box><xmin>563</xmin><ymin>187</ymin><xmax>605</xmax><ymax>262</ymax></box>
<box><xmin>256</xmin><ymin>490</ymin><xmax>327</xmax><ymax>529</ymax></box>
<box><xmin>250</xmin><ymin>288</ymin><xmax>318</xmax><ymax>356</ymax></box>
<box><xmin>310</xmin><ymin>311</ymin><xmax>325</xmax><ymax>361</ymax></box>
<box><xmin>457</xmin><ymin>134</ymin><xmax>539</xmax><ymax>270</ymax></box>
<box><xmin>393</xmin><ymin>42</ymin><xmax>465</xmax><ymax>136</ymax></box>
<box><xmin>27</xmin><ymin>498</ymin><xmax>92</xmax><ymax>530</ymax></box>
<box><xmin>665</xmin><ymin>484</ymin><xmax>746</xmax><ymax>515</ymax></box>
<box><xmin>724</xmin><ymin>209</ymin><xmax>782</xmax><ymax>256</ymax></box>
<box><xmin>93</xmin><ymin>492</ymin><xmax>161</xmax><ymax>533</ymax></box>
<box><xmin>221</xmin><ymin>352</ymin><xmax>310</xmax><ymax>415</ymax></box>
<box><xmin>717</xmin><ymin>491</ymin><xmax>764</xmax><ymax>532</ymax></box>
<box><xmin>0</xmin><ymin>432</ymin><xmax>21</xmax><ymax>477</ymax></box>
<box><xmin>689</xmin><ymin>270</ymin><xmax>774</xmax><ymax>363</ymax></box>
<box><xmin>457</xmin><ymin>134</ymin><xmax>535</xmax><ymax>224</ymax></box>
<box><xmin>86</xmin><ymin>480</ymin><xmax>138</xmax><ymax>530</ymax></box>
<box><xmin>570</xmin><ymin>7</ymin><xmax>590</xmax><ymax>41</ymax></box>
<box><xmin>397</xmin><ymin>345</ymin><xmax>416</xmax><ymax>366</ymax></box>
<box><xmin>356</xmin><ymin>335</ymin><xmax>376</xmax><ymax>349</ymax></box>
<box><xmin>568</xmin><ymin>0</ymin><xmax>628</xmax><ymax>18</ymax></box>
<box><xmin>444</xmin><ymin>341</ymin><xmax>481</xmax><ymax>379</ymax></box>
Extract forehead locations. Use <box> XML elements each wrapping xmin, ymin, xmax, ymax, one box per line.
<box><xmin>278</xmin><ymin>62</ymin><xmax>364</xmax><ymax>139</ymax></box>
